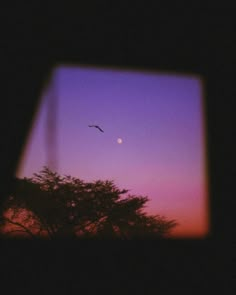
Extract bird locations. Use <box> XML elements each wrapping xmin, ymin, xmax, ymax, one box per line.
<box><xmin>88</xmin><ymin>125</ymin><xmax>104</xmax><ymax>133</ymax></box>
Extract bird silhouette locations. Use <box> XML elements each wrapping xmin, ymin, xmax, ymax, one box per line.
<box><xmin>88</xmin><ymin>125</ymin><xmax>104</xmax><ymax>133</ymax></box>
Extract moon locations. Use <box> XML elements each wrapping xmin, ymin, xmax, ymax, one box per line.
<box><xmin>117</xmin><ymin>138</ymin><xmax>123</xmax><ymax>144</ymax></box>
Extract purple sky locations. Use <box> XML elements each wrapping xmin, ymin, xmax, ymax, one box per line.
<box><xmin>17</xmin><ymin>65</ymin><xmax>209</xmax><ymax>237</ymax></box>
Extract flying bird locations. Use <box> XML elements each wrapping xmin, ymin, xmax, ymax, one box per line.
<box><xmin>88</xmin><ymin>125</ymin><xmax>104</xmax><ymax>133</ymax></box>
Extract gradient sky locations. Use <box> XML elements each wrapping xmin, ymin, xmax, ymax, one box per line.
<box><xmin>17</xmin><ymin>65</ymin><xmax>209</xmax><ymax>238</ymax></box>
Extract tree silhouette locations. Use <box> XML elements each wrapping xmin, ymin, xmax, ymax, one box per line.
<box><xmin>0</xmin><ymin>167</ymin><xmax>178</xmax><ymax>239</ymax></box>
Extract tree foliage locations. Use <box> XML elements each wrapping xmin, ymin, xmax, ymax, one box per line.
<box><xmin>0</xmin><ymin>167</ymin><xmax>178</xmax><ymax>239</ymax></box>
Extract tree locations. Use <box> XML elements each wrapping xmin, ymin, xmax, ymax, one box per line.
<box><xmin>0</xmin><ymin>167</ymin><xmax>178</xmax><ymax>239</ymax></box>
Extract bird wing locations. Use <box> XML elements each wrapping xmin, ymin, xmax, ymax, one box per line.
<box><xmin>88</xmin><ymin>125</ymin><xmax>104</xmax><ymax>132</ymax></box>
<box><xmin>98</xmin><ymin>127</ymin><xmax>104</xmax><ymax>132</ymax></box>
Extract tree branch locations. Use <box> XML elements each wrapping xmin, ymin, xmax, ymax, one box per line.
<box><xmin>3</xmin><ymin>217</ymin><xmax>37</xmax><ymax>239</ymax></box>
